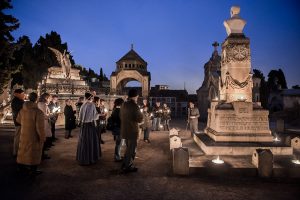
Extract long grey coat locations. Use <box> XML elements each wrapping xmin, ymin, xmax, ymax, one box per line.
<box><xmin>120</xmin><ymin>99</ymin><xmax>143</xmax><ymax>140</ymax></box>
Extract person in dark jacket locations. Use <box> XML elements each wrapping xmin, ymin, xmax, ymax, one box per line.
<box><xmin>141</xmin><ymin>106</ymin><xmax>152</xmax><ymax>143</ymax></box>
<box><xmin>64</xmin><ymin>99</ymin><xmax>76</xmax><ymax>139</ymax></box>
<box><xmin>48</xmin><ymin>95</ymin><xmax>60</xmax><ymax>141</ymax></box>
<box><xmin>11</xmin><ymin>89</ymin><xmax>25</xmax><ymax>156</ymax></box>
<box><xmin>111</xmin><ymin>98</ymin><xmax>124</xmax><ymax>161</ymax></box>
<box><xmin>152</xmin><ymin>101</ymin><xmax>162</xmax><ymax>131</ymax></box>
<box><xmin>120</xmin><ymin>89</ymin><xmax>143</xmax><ymax>173</ymax></box>
<box><xmin>162</xmin><ymin>103</ymin><xmax>171</xmax><ymax>131</ymax></box>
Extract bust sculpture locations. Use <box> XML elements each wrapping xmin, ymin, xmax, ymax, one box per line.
<box><xmin>223</xmin><ymin>6</ymin><xmax>246</xmax><ymax>36</ymax></box>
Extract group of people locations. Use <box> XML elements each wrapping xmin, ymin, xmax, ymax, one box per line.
<box><xmin>11</xmin><ymin>87</ymin><xmax>200</xmax><ymax>175</ymax></box>
<box><xmin>11</xmin><ymin>90</ymin><xmax>61</xmax><ymax>175</ymax></box>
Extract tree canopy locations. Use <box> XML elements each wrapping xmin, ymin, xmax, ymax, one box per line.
<box><xmin>0</xmin><ymin>0</ymin><xmax>20</xmax><ymax>94</ymax></box>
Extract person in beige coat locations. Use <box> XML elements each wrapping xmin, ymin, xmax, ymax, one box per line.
<box><xmin>38</xmin><ymin>93</ymin><xmax>52</xmax><ymax>159</ymax></box>
<box><xmin>17</xmin><ymin>92</ymin><xmax>45</xmax><ymax>175</ymax></box>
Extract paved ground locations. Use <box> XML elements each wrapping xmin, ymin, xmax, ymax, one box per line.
<box><xmin>1</xmin><ymin>120</ymin><xmax>300</xmax><ymax>200</ymax></box>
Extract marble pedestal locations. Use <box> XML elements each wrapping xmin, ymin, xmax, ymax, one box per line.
<box><xmin>205</xmin><ymin>101</ymin><xmax>273</xmax><ymax>142</ymax></box>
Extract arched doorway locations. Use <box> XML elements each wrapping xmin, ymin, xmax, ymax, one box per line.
<box><xmin>110</xmin><ymin>46</ymin><xmax>151</xmax><ymax>98</ymax></box>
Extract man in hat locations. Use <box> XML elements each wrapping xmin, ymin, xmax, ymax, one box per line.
<box><xmin>120</xmin><ymin>89</ymin><xmax>143</xmax><ymax>173</ymax></box>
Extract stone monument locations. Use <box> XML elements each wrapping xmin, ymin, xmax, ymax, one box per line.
<box><xmin>205</xmin><ymin>6</ymin><xmax>273</xmax><ymax>143</ymax></box>
<box><xmin>193</xmin><ymin>6</ymin><xmax>293</xmax><ymax>156</ymax></box>
<box><xmin>38</xmin><ymin>47</ymin><xmax>90</xmax><ymax>125</ymax></box>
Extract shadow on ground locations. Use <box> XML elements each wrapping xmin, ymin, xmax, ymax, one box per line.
<box><xmin>1</xmin><ymin>120</ymin><xmax>300</xmax><ymax>200</ymax></box>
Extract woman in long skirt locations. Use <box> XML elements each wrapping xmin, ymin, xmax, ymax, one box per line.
<box><xmin>76</xmin><ymin>92</ymin><xmax>100</xmax><ymax>165</ymax></box>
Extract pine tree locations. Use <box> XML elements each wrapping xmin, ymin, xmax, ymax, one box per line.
<box><xmin>99</xmin><ymin>67</ymin><xmax>104</xmax><ymax>81</ymax></box>
<box><xmin>0</xmin><ymin>0</ymin><xmax>20</xmax><ymax>94</ymax></box>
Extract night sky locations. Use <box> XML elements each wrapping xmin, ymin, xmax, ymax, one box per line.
<box><xmin>9</xmin><ymin>0</ymin><xmax>300</xmax><ymax>93</ymax></box>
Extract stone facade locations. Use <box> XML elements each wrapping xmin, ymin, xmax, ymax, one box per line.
<box><xmin>197</xmin><ymin>42</ymin><xmax>221</xmax><ymax>120</ymax></box>
<box><xmin>110</xmin><ymin>46</ymin><xmax>151</xmax><ymax>98</ymax></box>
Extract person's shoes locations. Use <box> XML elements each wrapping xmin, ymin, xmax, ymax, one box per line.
<box><xmin>52</xmin><ymin>137</ymin><xmax>58</xmax><ymax>142</ymax></box>
<box><xmin>144</xmin><ymin>139</ymin><xmax>151</xmax><ymax>143</ymax></box>
<box><xmin>69</xmin><ymin>135</ymin><xmax>73</xmax><ymax>138</ymax></box>
<box><xmin>114</xmin><ymin>158</ymin><xmax>123</xmax><ymax>162</ymax></box>
<box><xmin>50</xmin><ymin>143</ymin><xmax>55</xmax><ymax>147</ymax></box>
<box><xmin>122</xmin><ymin>166</ymin><xmax>138</xmax><ymax>173</ymax></box>
<box><xmin>65</xmin><ymin>136</ymin><xmax>69</xmax><ymax>139</ymax></box>
<box><xmin>100</xmin><ymin>140</ymin><xmax>105</xmax><ymax>144</ymax></box>
<box><xmin>42</xmin><ymin>155</ymin><xmax>51</xmax><ymax>160</ymax></box>
<box><xmin>30</xmin><ymin>169</ymin><xmax>43</xmax><ymax>176</ymax></box>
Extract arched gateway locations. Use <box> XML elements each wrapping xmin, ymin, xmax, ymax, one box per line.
<box><xmin>110</xmin><ymin>46</ymin><xmax>151</xmax><ymax>98</ymax></box>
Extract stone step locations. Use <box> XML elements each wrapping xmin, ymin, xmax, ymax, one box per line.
<box><xmin>194</xmin><ymin>133</ymin><xmax>293</xmax><ymax>155</ymax></box>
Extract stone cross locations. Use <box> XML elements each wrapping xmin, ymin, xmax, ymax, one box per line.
<box><xmin>212</xmin><ymin>41</ymin><xmax>219</xmax><ymax>51</ymax></box>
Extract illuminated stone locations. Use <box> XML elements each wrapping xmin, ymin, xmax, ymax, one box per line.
<box><xmin>252</xmin><ymin>149</ymin><xmax>273</xmax><ymax>177</ymax></box>
<box><xmin>173</xmin><ymin>147</ymin><xmax>189</xmax><ymax>175</ymax></box>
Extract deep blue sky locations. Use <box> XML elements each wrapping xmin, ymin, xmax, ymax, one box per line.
<box><xmin>9</xmin><ymin>0</ymin><xmax>300</xmax><ymax>93</ymax></box>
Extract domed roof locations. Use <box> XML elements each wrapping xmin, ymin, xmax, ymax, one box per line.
<box><xmin>116</xmin><ymin>48</ymin><xmax>147</xmax><ymax>65</ymax></box>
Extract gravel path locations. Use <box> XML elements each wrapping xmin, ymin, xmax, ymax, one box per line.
<box><xmin>1</xmin><ymin>124</ymin><xmax>300</xmax><ymax>200</ymax></box>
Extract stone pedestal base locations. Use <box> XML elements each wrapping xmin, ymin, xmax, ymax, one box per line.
<box><xmin>194</xmin><ymin>134</ymin><xmax>293</xmax><ymax>156</ymax></box>
<box><xmin>205</xmin><ymin>127</ymin><xmax>274</xmax><ymax>143</ymax></box>
<box><xmin>206</xmin><ymin>101</ymin><xmax>273</xmax><ymax>142</ymax></box>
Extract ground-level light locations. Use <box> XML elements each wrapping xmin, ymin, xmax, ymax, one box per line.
<box><xmin>212</xmin><ymin>155</ymin><xmax>224</xmax><ymax>164</ymax></box>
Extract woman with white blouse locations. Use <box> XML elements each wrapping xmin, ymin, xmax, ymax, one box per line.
<box><xmin>76</xmin><ymin>92</ymin><xmax>101</xmax><ymax>165</ymax></box>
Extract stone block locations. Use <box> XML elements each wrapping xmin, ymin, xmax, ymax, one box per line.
<box><xmin>284</xmin><ymin>136</ymin><xmax>291</xmax><ymax>146</ymax></box>
<box><xmin>276</xmin><ymin>119</ymin><xmax>285</xmax><ymax>133</ymax></box>
<box><xmin>169</xmin><ymin>128</ymin><xmax>179</xmax><ymax>136</ymax></box>
<box><xmin>291</xmin><ymin>137</ymin><xmax>300</xmax><ymax>150</ymax></box>
<box><xmin>170</xmin><ymin>135</ymin><xmax>182</xmax><ymax>150</ymax></box>
<box><xmin>252</xmin><ymin>149</ymin><xmax>273</xmax><ymax>177</ymax></box>
<box><xmin>173</xmin><ymin>147</ymin><xmax>189</xmax><ymax>175</ymax></box>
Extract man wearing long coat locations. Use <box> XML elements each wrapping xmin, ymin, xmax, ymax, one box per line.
<box><xmin>16</xmin><ymin>92</ymin><xmax>45</xmax><ymax>174</ymax></box>
<box><xmin>120</xmin><ymin>89</ymin><xmax>143</xmax><ymax>173</ymax></box>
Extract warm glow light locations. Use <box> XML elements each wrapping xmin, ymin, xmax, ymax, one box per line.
<box><xmin>238</xmin><ymin>96</ymin><xmax>246</xmax><ymax>101</ymax></box>
<box><xmin>104</xmin><ymin>108</ymin><xmax>108</xmax><ymax>113</ymax></box>
<box><xmin>273</xmin><ymin>136</ymin><xmax>281</xmax><ymax>142</ymax></box>
<box><xmin>292</xmin><ymin>159</ymin><xmax>300</xmax><ymax>165</ymax></box>
<box><xmin>140</xmin><ymin>109</ymin><xmax>143</xmax><ymax>113</ymax></box>
<box><xmin>52</xmin><ymin>106</ymin><xmax>61</xmax><ymax>113</ymax></box>
<box><xmin>212</xmin><ymin>156</ymin><xmax>224</xmax><ymax>164</ymax></box>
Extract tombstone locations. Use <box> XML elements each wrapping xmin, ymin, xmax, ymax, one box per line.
<box><xmin>252</xmin><ymin>149</ymin><xmax>273</xmax><ymax>177</ymax></box>
<box><xmin>284</xmin><ymin>136</ymin><xmax>291</xmax><ymax>146</ymax></box>
<box><xmin>170</xmin><ymin>135</ymin><xmax>182</xmax><ymax>150</ymax></box>
<box><xmin>276</xmin><ymin>119</ymin><xmax>285</xmax><ymax>133</ymax></box>
<box><xmin>291</xmin><ymin>137</ymin><xmax>300</xmax><ymax>150</ymax></box>
<box><xmin>173</xmin><ymin>147</ymin><xmax>189</xmax><ymax>175</ymax></box>
<box><xmin>169</xmin><ymin>128</ymin><xmax>179</xmax><ymax>136</ymax></box>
